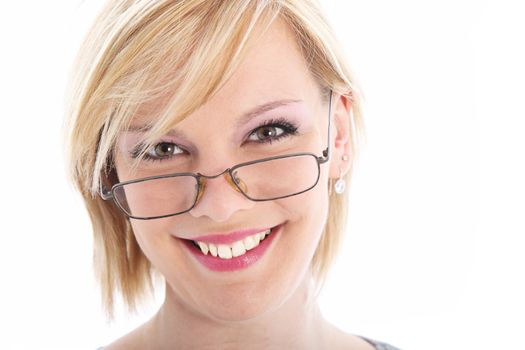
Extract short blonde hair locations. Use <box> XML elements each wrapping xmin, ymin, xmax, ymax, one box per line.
<box><xmin>66</xmin><ymin>0</ymin><xmax>364</xmax><ymax>317</ymax></box>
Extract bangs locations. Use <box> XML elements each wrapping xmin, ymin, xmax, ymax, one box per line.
<box><xmin>93</xmin><ymin>1</ymin><xmax>282</xmax><ymax>187</ymax></box>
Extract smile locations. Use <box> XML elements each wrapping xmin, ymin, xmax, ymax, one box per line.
<box><xmin>192</xmin><ymin>228</ymin><xmax>272</xmax><ymax>259</ymax></box>
<box><xmin>180</xmin><ymin>224</ymin><xmax>282</xmax><ymax>272</ymax></box>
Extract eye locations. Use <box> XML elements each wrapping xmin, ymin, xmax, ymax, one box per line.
<box><xmin>248</xmin><ymin>125</ymin><xmax>284</xmax><ymax>142</ymax></box>
<box><xmin>246</xmin><ymin>118</ymin><xmax>298</xmax><ymax>144</ymax></box>
<box><xmin>145</xmin><ymin>142</ymin><xmax>184</xmax><ymax>160</ymax></box>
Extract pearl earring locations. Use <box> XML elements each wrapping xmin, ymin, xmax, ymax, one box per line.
<box><xmin>329</xmin><ymin>154</ymin><xmax>348</xmax><ymax>195</ymax></box>
<box><xmin>334</xmin><ymin>168</ymin><xmax>346</xmax><ymax>194</ymax></box>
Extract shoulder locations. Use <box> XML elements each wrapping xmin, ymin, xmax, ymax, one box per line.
<box><xmin>322</xmin><ymin>322</ymin><xmax>375</xmax><ymax>350</ymax></box>
<box><xmin>358</xmin><ymin>335</ymin><xmax>403</xmax><ymax>350</ymax></box>
<box><xmin>322</xmin><ymin>321</ymin><xmax>400</xmax><ymax>350</ymax></box>
<box><xmin>98</xmin><ymin>322</ymin><xmax>149</xmax><ymax>350</ymax></box>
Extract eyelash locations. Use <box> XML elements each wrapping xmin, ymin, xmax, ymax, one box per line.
<box><xmin>130</xmin><ymin>117</ymin><xmax>299</xmax><ymax>162</ymax></box>
<box><xmin>248</xmin><ymin>117</ymin><xmax>299</xmax><ymax>144</ymax></box>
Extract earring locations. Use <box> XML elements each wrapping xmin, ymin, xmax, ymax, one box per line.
<box><xmin>334</xmin><ymin>168</ymin><xmax>346</xmax><ymax>194</ymax></box>
<box><xmin>329</xmin><ymin>154</ymin><xmax>348</xmax><ymax>195</ymax></box>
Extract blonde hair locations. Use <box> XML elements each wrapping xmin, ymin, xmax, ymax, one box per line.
<box><xmin>66</xmin><ymin>0</ymin><xmax>364</xmax><ymax>317</ymax></box>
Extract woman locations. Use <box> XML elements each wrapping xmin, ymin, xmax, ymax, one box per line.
<box><xmin>66</xmin><ymin>0</ymin><xmax>400</xmax><ymax>349</ymax></box>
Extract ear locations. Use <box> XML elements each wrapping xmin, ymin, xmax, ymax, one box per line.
<box><xmin>329</xmin><ymin>93</ymin><xmax>352</xmax><ymax>179</ymax></box>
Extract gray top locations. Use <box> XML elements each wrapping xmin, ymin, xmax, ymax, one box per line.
<box><xmin>98</xmin><ymin>336</ymin><xmax>401</xmax><ymax>349</ymax></box>
<box><xmin>360</xmin><ymin>335</ymin><xmax>402</xmax><ymax>350</ymax></box>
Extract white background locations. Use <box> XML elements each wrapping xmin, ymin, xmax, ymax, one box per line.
<box><xmin>0</xmin><ymin>0</ymin><xmax>523</xmax><ymax>349</ymax></box>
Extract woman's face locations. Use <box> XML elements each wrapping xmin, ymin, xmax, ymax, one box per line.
<box><xmin>114</xmin><ymin>19</ymin><xmax>347</xmax><ymax>322</ymax></box>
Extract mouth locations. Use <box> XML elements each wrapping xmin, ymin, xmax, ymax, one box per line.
<box><xmin>190</xmin><ymin>227</ymin><xmax>274</xmax><ymax>259</ymax></box>
<box><xmin>179</xmin><ymin>224</ymin><xmax>282</xmax><ymax>272</ymax></box>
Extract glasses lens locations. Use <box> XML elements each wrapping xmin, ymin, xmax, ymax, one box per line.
<box><xmin>113</xmin><ymin>175</ymin><xmax>198</xmax><ymax>218</ymax></box>
<box><xmin>232</xmin><ymin>154</ymin><xmax>320</xmax><ymax>200</ymax></box>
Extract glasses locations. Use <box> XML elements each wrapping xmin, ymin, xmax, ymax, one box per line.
<box><xmin>101</xmin><ymin>92</ymin><xmax>332</xmax><ymax>220</ymax></box>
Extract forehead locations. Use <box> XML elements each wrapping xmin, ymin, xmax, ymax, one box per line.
<box><xmin>131</xmin><ymin>18</ymin><xmax>322</xmax><ymax>129</ymax></box>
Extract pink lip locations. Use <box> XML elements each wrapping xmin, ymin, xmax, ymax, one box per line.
<box><xmin>180</xmin><ymin>224</ymin><xmax>282</xmax><ymax>272</ymax></box>
<box><xmin>191</xmin><ymin>227</ymin><xmax>273</xmax><ymax>244</ymax></box>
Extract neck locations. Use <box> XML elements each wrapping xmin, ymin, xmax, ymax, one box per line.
<box><xmin>147</xmin><ymin>274</ymin><xmax>329</xmax><ymax>350</ymax></box>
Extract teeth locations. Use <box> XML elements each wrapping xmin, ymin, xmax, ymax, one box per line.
<box><xmin>231</xmin><ymin>241</ymin><xmax>246</xmax><ymax>257</ymax></box>
<box><xmin>259</xmin><ymin>229</ymin><xmax>270</xmax><ymax>241</ymax></box>
<box><xmin>197</xmin><ymin>242</ymin><xmax>209</xmax><ymax>255</ymax></box>
<box><xmin>209</xmin><ymin>243</ymin><xmax>218</xmax><ymax>257</ymax></box>
<box><xmin>243</xmin><ymin>235</ymin><xmax>257</xmax><ymax>250</ymax></box>
<box><xmin>217</xmin><ymin>245</ymin><xmax>232</xmax><ymax>259</ymax></box>
<box><xmin>194</xmin><ymin>228</ymin><xmax>274</xmax><ymax>259</ymax></box>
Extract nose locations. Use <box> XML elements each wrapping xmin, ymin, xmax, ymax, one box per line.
<box><xmin>189</xmin><ymin>171</ymin><xmax>255</xmax><ymax>222</ymax></box>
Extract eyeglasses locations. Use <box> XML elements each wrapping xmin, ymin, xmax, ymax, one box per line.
<box><xmin>100</xmin><ymin>92</ymin><xmax>332</xmax><ymax>220</ymax></box>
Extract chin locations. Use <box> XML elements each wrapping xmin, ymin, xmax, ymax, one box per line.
<box><xmin>202</xmin><ymin>293</ymin><xmax>283</xmax><ymax>323</ymax></box>
<box><xmin>188</xmin><ymin>273</ymin><xmax>293</xmax><ymax>323</ymax></box>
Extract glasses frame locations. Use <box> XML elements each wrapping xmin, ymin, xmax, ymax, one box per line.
<box><xmin>100</xmin><ymin>91</ymin><xmax>333</xmax><ymax>220</ymax></box>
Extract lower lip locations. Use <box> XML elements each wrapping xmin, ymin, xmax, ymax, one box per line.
<box><xmin>181</xmin><ymin>224</ymin><xmax>282</xmax><ymax>272</ymax></box>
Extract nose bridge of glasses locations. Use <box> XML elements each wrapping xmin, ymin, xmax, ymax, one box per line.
<box><xmin>194</xmin><ymin>168</ymin><xmax>245</xmax><ymax>206</ymax></box>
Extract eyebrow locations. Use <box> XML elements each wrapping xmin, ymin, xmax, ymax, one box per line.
<box><xmin>234</xmin><ymin>98</ymin><xmax>303</xmax><ymax>127</ymax></box>
<box><xmin>124</xmin><ymin>98</ymin><xmax>303</xmax><ymax>136</ymax></box>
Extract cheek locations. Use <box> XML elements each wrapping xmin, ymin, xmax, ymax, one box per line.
<box><xmin>277</xmin><ymin>176</ymin><xmax>330</xmax><ymax>261</ymax></box>
<box><xmin>129</xmin><ymin>219</ymin><xmax>178</xmax><ymax>269</ymax></box>
<box><xmin>279</xmin><ymin>166</ymin><xmax>330</xmax><ymax>226</ymax></box>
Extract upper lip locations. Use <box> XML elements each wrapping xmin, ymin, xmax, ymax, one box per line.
<box><xmin>185</xmin><ymin>225</ymin><xmax>280</xmax><ymax>245</ymax></box>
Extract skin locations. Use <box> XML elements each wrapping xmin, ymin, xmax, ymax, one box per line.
<box><xmin>107</xmin><ymin>18</ymin><xmax>374</xmax><ymax>350</ymax></box>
